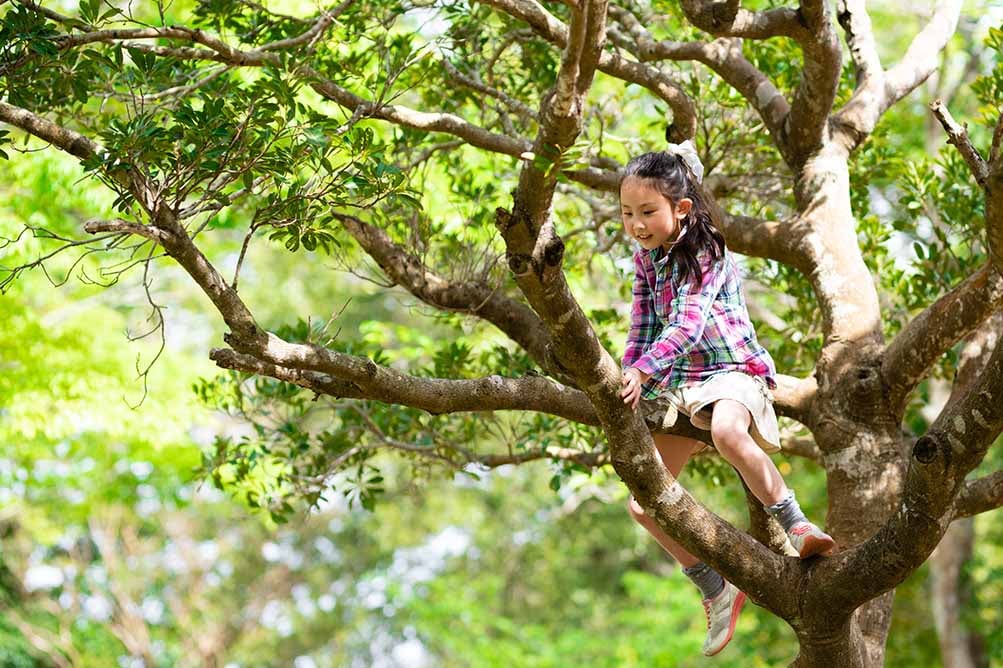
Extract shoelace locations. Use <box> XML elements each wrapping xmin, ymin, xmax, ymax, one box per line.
<box><xmin>702</xmin><ymin>599</ymin><xmax>712</xmax><ymax>629</ymax></box>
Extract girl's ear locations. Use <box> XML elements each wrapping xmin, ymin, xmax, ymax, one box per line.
<box><xmin>675</xmin><ymin>197</ymin><xmax>693</xmax><ymax>219</ymax></box>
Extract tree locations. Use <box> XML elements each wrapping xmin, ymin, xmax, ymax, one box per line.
<box><xmin>2</xmin><ymin>0</ymin><xmax>1002</xmax><ymax>665</ymax></box>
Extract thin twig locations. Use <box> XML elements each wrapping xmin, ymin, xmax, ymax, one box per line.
<box><xmin>929</xmin><ymin>98</ymin><xmax>989</xmax><ymax>186</ymax></box>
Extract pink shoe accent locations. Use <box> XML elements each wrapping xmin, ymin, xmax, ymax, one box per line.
<box><xmin>788</xmin><ymin>522</ymin><xmax>837</xmax><ymax>558</ymax></box>
<box><xmin>703</xmin><ymin>589</ymin><xmax>746</xmax><ymax>656</ymax></box>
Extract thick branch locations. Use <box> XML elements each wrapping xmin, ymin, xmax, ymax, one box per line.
<box><xmin>784</xmin><ymin>0</ymin><xmax>842</xmax><ymax>166</ymax></box>
<box><xmin>985</xmin><ymin>132</ymin><xmax>1003</xmax><ymax>275</ymax></box>
<box><xmin>836</xmin><ymin>0</ymin><xmax>882</xmax><ymax>86</ymax></box>
<box><xmin>944</xmin><ymin>314</ymin><xmax>1003</xmax><ymax>519</ymax></box>
<box><xmin>719</xmin><ymin>213</ymin><xmax>812</xmax><ymax>272</ymax></box>
<box><xmin>83</xmin><ymin>219</ymin><xmax>167</xmax><ymax>242</ymax></box>
<box><xmin>828</xmin><ymin>329</ymin><xmax>1003</xmax><ymax>614</ymax></box>
<box><xmin>0</xmin><ymin>101</ymin><xmax>99</xmax><ymax>159</ymax></box>
<box><xmin>209</xmin><ymin>348</ymin><xmax>597</xmax><ymax>424</ymax></box>
<box><xmin>781</xmin><ymin>435</ymin><xmax>823</xmax><ymax>462</ymax></box>
<box><xmin>678</xmin><ymin>0</ymin><xmax>805</xmax><ymax>39</ymax></box>
<box><xmin>882</xmin><ymin>264</ymin><xmax>1003</xmax><ymax>414</ymax></box>
<box><xmin>883</xmin><ymin>1</ymin><xmax>963</xmax><ymax>109</ymax></box>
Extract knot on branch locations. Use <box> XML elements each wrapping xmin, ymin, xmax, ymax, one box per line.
<box><xmin>507</xmin><ymin>253</ymin><xmax>534</xmax><ymax>276</ymax></box>
<box><xmin>494</xmin><ymin>207</ymin><xmax>515</xmax><ymax>233</ymax></box>
<box><xmin>912</xmin><ymin>435</ymin><xmax>939</xmax><ymax>464</ymax></box>
<box><xmin>708</xmin><ymin>1</ymin><xmax>740</xmax><ymax>30</ymax></box>
<box><xmin>208</xmin><ymin>347</ymin><xmax>238</xmax><ymax>369</ymax></box>
<box><xmin>543</xmin><ymin>237</ymin><xmax>565</xmax><ymax>268</ymax></box>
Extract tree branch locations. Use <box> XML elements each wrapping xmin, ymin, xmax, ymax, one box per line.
<box><xmin>678</xmin><ymin>0</ymin><xmax>805</xmax><ymax>39</ymax></box>
<box><xmin>827</xmin><ymin>328</ymin><xmax>1003</xmax><ymax>614</ymax></box>
<box><xmin>491</xmin><ymin>0</ymin><xmax>794</xmax><ymax>615</ymax></box>
<box><xmin>208</xmin><ymin>347</ymin><xmax>598</xmax><ymax>424</ymax></box>
<box><xmin>985</xmin><ymin>119</ymin><xmax>1003</xmax><ymax>274</ymax></box>
<box><xmin>881</xmin><ymin>264</ymin><xmax>1003</xmax><ymax>414</ymax></box>
<box><xmin>0</xmin><ymin>101</ymin><xmax>99</xmax><ymax>159</ymax></box>
<box><xmin>477</xmin><ymin>0</ymin><xmax>698</xmax><ymax>140</ymax></box>
<box><xmin>954</xmin><ymin>471</ymin><xmax>1003</xmax><ymax>518</ymax></box>
<box><xmin>929</xmin><ymin>99</ymin><xmax>989</xmax><ymax>186</ymax></box>
<box><xmin>836</xmin><ymin>0</ymin><xmax>883</xmax><ymax>86</ymax></box>
<box><xmin>718</xmin><ymin>213</ymin><xmax>812</xmax><ymax>272</ymax></box>
<box><xmin>833</xmin><ymin>0</ymin><xmax>962</xmax><ymax>152</ymax></box>
<box><xmin>883</xmin><ymin>0</ymin><xmax>963</xmax><ymax>108</ymax></box>
<box><xmin>608</xmin><ymin>7</ymin><xmax>791</xmax><ymax>158</ymax></box>
<box><xmin>83</xmin><ymin>218</ymin><xmax>168</xmax><ymax>242</ymax></box>
<box><xmin>332</xmin><ymin>212</ymin><xmax>564</xmax><ymax>380</ymax></box>
<box><xmin>784</xmin><ymin>0</ymin><xmax>843</xmax><ymax>166</ymax></box>
<box><xmin>943</xmin><ymin>314</ymin><xmax>1002</xmax><ymax>519</ymax></box>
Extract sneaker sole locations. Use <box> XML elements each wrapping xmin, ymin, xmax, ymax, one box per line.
<box><xmin>797</xmin><ymin>534</ymin><xmax>837</xmax><ymax>558</ymax></box>
<box><xmin>704</xmin><ymin>591</ymin><xmax>747</xmax><ymax>657</ymax></box>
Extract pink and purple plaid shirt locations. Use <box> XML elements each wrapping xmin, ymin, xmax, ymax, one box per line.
<box><xmin>622</xmin><ymin>244</ymin><xmax>777</xmax><ymax>399</ymax></box>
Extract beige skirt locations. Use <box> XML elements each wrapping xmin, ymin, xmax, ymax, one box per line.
<box><xmin>663</xmin><ymin>371</ymin><xmax>782</xmax><ymax>454</ymax></box>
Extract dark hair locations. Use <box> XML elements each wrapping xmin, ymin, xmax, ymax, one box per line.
<box><xmin>620</xmin><ymin>151</ymin><xmax>726</xmax><ymax>286</ymax></box>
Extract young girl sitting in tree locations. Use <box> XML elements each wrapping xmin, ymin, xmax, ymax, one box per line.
<box><xmin>618</xmin><ymin>141</ymin><xmax>835</xmax><ymax>657</ymax></box>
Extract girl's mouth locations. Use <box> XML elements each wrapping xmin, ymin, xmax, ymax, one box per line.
<box><xmin>636</xmin><ymin>233</ymin><xmax>652</xmax><ymax>240</ymax></box>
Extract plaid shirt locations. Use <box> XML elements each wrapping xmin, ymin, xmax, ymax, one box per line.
<box><xmin>622</xmin><ymin>245</ymin><xmax>777</xmax><ymax>399</ymax></box>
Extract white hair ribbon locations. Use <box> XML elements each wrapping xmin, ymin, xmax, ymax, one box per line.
<box><xmin>665</xmin><ymin>139</ymin><xmax>704</xmax><ymax>184</ymax></box>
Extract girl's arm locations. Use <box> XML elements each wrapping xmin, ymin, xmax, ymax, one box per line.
<box><xmin>622</xmin><ymin>252</ymin><xmax>657</xmax><ymax>369</ymax></box>
<box><xmin>630</xmin><ymin>252</ymin><xmax>728</xmax><ymax>378</ymax></box>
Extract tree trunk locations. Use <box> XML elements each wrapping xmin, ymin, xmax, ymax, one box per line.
<box><xmin>792</xmin><ymin>143</ymin><xmax>905</xmax><ymax>666</ymax></box>
<box><xmin>791</xmin><ymin>620</ymin><xmax>866</xmax><ymax>668</ymax></box>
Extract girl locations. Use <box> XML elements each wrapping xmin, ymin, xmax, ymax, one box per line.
<box><xmin>618</xmin><ymin>142</ymin><xmax>835</xmax><ymax>657</ymax></box>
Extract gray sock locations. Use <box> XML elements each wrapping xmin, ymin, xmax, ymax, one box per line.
<box><xmin>682</xmin><ymin>562</ymin><xmax>725</xmax><ymax>600</ymax></box>
<box><xmin>765</xmin><ymin>490</ymin><xmax>808</xmax><ymax>533</ymax></box>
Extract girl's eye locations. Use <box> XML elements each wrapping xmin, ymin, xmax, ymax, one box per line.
<box><xmin>643</xmin><ymin>211</ymin><xmax>655</xmax><ymax>216</ymax></box>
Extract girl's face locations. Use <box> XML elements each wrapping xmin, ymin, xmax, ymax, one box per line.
<box><xmin>620</xmin><ymin>177</ymin><xmax>692</xmax><ymax>251</ymax></box>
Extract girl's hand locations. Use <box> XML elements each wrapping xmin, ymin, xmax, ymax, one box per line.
<box><xmin>620</xmin><ymin>368</ymin><xmax>649</xmax><ymax>411</ymax></box>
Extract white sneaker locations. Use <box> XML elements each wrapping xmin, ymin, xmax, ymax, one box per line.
<box><xmin>701</xmin><ymin>580</ymin><xmax>746</xmax><ymax>656</ymax></box>
<box><xmin>787</xmin><ymin>521</ymin><xmax>837</xmax><ymax>558</ymax></box>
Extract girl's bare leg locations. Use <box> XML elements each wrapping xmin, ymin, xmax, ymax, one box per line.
<box><xmin>709</xmin><ymin>399</ymin><xmax>787</xmax><ymax>506</ymax></box>
<box><xmin>626</xmin><ymin>434</ymin><xmax>702</xmax><ymax>568</ymax></box>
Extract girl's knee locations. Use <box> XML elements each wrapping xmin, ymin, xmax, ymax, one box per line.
<box><xmin>711</xmin><ymin>422</ymin><xmax>752</xmax><ymax>457</ymax></box>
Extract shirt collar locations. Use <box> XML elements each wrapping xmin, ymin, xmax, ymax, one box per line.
<box><xmin>647</xmin><ymin>245</ymin><xmax>672</xmax><ymax>269</ymax></box>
